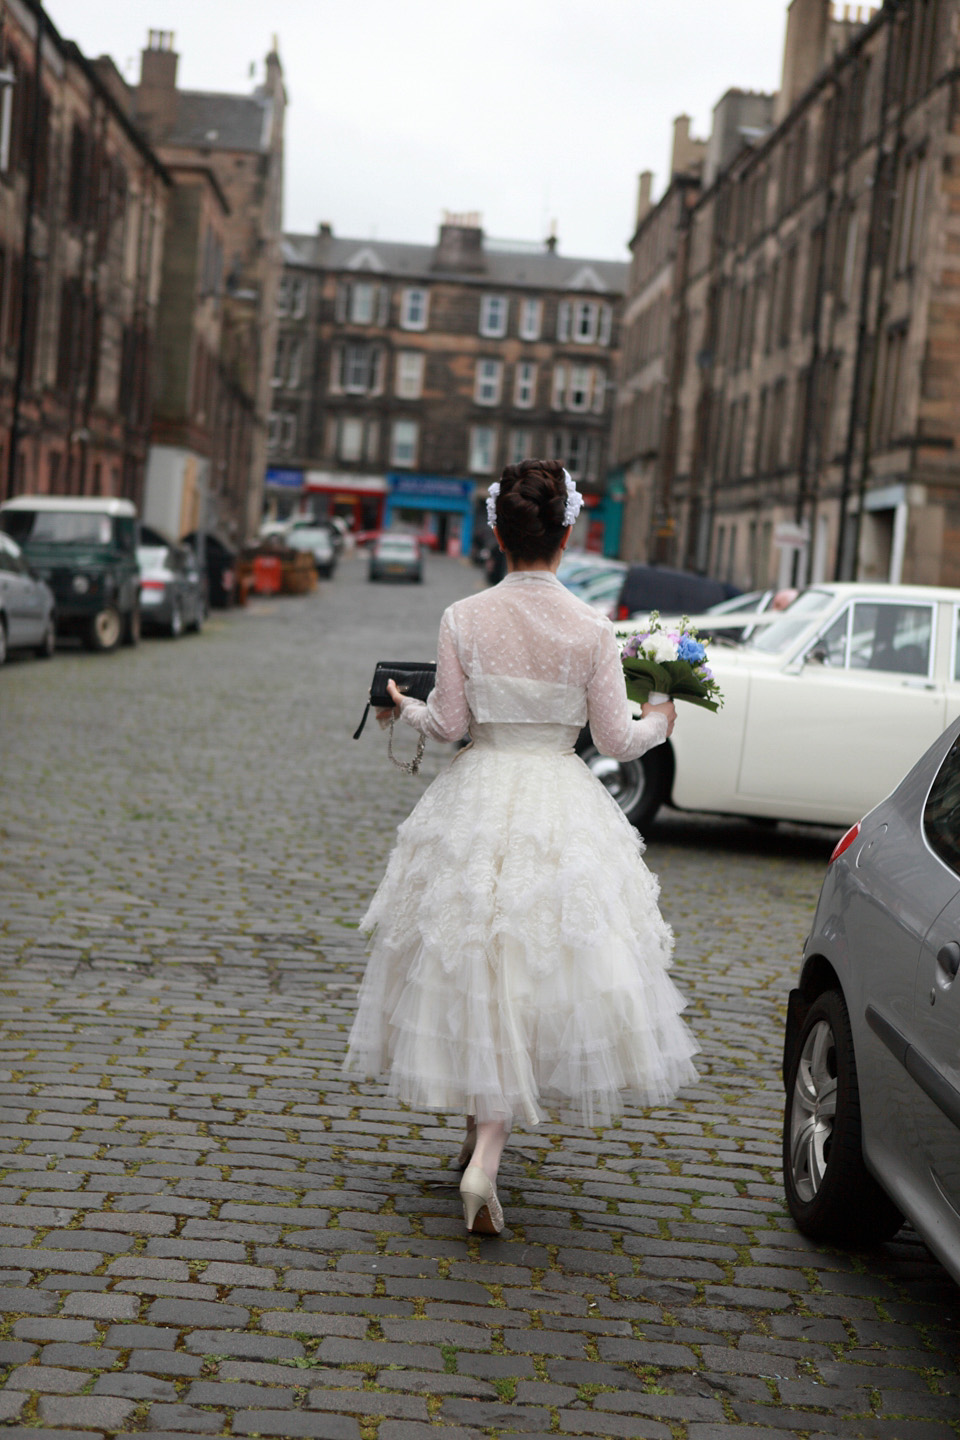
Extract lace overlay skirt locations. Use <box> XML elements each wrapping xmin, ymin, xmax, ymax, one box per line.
<box><xmin>343</xmin><ymin>724</ymin><xmax>699</xmax><ymax>1125</ymax></box>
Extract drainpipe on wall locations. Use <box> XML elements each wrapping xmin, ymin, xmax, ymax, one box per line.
<box><xmin>835</xmin><ymin>0</ymin><xmax>902</xmax><ymax>579</ymax></box>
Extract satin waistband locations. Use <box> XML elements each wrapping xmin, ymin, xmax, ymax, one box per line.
<box><xmin>467</xmin><ymin>721</ymin><xmax>580</xmax><ymax>755</ymax></box>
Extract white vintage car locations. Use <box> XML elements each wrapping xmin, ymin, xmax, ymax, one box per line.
<box><xmin>577</xmin><ymin>583</ymin><xmax>960</xmax><ymax>831</ymax></box>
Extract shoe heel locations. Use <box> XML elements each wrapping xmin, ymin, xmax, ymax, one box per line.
<box><xmin>459</xmin><ymin>1165</ymin><xmax>504</xmax><ymax>1235</ymax></box>
<box><xmin>461</xmin><ymin>1187</ymin><xmax>486</xmax><ymax>1230</ymax></box>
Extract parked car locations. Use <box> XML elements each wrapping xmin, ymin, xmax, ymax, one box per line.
<box><xmin>615</xmin><ymin>564</ymin><xmax>738</xmax><ymax>622</ymax></box>
<box><xmin>287</xmin><ymin>525</ymin><xmax>337</xmax><ymax>578</ymax></box>
<box><xmin>575</xmin><ymin>566</ymin><xmax>631</xmax><ymax>618</ymax></box>
<box><xmin>137</xmin><ymin>540</ymin><xmax>205</xmax><ymax>637</ymax></box>
<box><xmin>182</xmin><ymin>530</ymin><xmax>237</xmax><ymax>608</ymax></box>
<box><xmin>576</xmin><ymin>582</ymin><xmax>960</xmax><ymax>832</ymax></box>
<box><xmin>558</xmin><ymin>554</ymin><xmax>626</xmax><ymax>594</ymax></box>
<box><xmin>703</xmin><ymin>588</ymin><xmax>777</xmax><ymax>642</ymax></box>
<box><xmin>780</xmin><ymin>713</ymin><xmax>960</xmax><ymax>1284</ymax></box>
<box><xmin>0</xmin><ymin>496</ymin><xmax>141</xmax><ymax>651</ymax></box>
<box><xmin>0</xmin><ymin>531</ymin><xmax>56</xmax><ymax>664</ymax></box>
<box><xmin>369</xmin><ymin>533</ymin><xmax>422</xmax><ymax>583</ymax></box>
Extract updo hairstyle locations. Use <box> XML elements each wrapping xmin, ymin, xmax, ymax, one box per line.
<box><xmin>493</xmin><ymin>459</ymin><xmax>569</xmax><ymax>562</ymax></box>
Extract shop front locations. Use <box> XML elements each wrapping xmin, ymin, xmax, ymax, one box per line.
<box><xmin>264</xmin><ymin>466</ymin><xmax>305</xmax><ymax>524</ymax></box>
<box><xmin>304</xmin><ymin>471</ymin><xmax>387</xmax><ymax>534</ymax></box>
<box><xmin>384</xmin><ymin>473</ymin><xmax>476</xmax><ymax>557</ymax></box>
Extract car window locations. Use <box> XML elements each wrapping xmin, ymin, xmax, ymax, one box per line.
<box><xmin>847</xmin><ymin>602</ymin><xmax>932</xmax><ymax>675</ymax></box>
<box><xmin>815</xmin><ymin>610</ymin><xmax>850</xmax><ymax>666</ymax></box>
<box><xmin>115</xmin><ymin>517</ymin><xmax>136</xmax><ymax>553</ymax></box>
<box><xmin>0</xmin><ymin>532</ymin><xmax>22</xmax><ymax>571</ymax></box>
<box><xmin>1</xmin><ymin>510</ymin><xmax>112</xmax><ymax>545</ymax></box>
<box><xmin>924</xmin><ymin>733</ymin><xmax>960</xmax><ymax>877</ymax></box>
<box><xmin>954</xmin><ymin>607</ymin><xmax>960</xmax><ymax>683</ymax></box>
<box><xmin>137</xmin><ymin>546</ymin><xmax>168</xmax><ymax>568</ymax></box>
<box><xmin>750</xmin><ymin>588</ymin><xmax>834</xmax><ymax>653</ymax></box>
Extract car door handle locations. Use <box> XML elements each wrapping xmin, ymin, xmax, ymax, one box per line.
<box><xmin>902</xmin><ymin>679</ymin><xmax>936</xmax><ymax>691</ymax></box>
<box><xmin>937</xmin><ymin>942</ymin><xmax>960</xmax><ymax>978</ymax></box>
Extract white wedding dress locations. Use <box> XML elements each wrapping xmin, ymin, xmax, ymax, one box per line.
<box><xmin>343</xmin><ymin>570</ymin><xmax>699</xmax><ymax>1126</ymax></box>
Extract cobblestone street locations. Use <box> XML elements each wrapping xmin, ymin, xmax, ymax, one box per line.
<box><xmin>1</xmin><ymin>552</ymin><xmax>958</xmax><ymax>1440</ymax></box>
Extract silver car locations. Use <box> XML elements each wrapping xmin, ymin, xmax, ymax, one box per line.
<box><xmin>369</xmin><ymin>533</ymin><xmax>423</xmax><ymax>583</ymax></box>
<box><xmin>0</xmin><ymin>531</ymin><xmax>56</xmax><ymax>664</ymax></box>
<box><xmin>782</xmin><ymin>715</ymin><xmax>960</xmax><ymax>1284</ymax></box>
<box><xmin>137</xmin><ymin>543</ymin><xmax>205</xmax><ymax>638</ymax></box>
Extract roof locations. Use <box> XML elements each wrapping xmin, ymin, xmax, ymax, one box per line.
<box><xmin>282</xmin><ymin>233</ymin><xmax>628</xmax><ymax>295</ymax></box>
<box><xmin>1</xmin><ymin>496</ymin><xmax>138</xmax><ymax>517</ymax></box>
<box><xmin>167</xmin><ymin>90</ymin><xmax>273</xmax><ymax>153</ymax></box>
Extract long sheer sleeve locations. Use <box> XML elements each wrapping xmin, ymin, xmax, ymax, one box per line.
<box><xmin>398</xmin><ymin>610</ymin><xmax>470</xmax><ymax>743</ymax></box>
<box><xmin>587</xmin><ymin>621</ymin><xmax>669</xmax><ymax>762</ymax></box>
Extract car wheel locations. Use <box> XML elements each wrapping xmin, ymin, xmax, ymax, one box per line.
<box><xmin>85</xmin><ymin>606</ymin><xmax>122</xmax><ymax>652</ymax></box>
<box><xmin>783</xmin><ymin>988</ymin><xmax>903</xmax><ymax>1245</ymax></box>
<box><xmin>576</xmin><ymin>731</ymin><xmax>670</xmax><ymax>831</ymax></box>
<box><xmin>168</xmin><ymin>603</ymin><xmax>183</xmax><ymax>639</ymax></box>
<box><xmin>121</xmin><ymin>605</ymin><xmax>141</xmax><ymax>647</ymax></box>
<box><xmin>0</xmin><ymin>619</ymin><xmax>7</xmax><ymax>666</ymax></box>
<box><xmin>36</xmin><ymin>617</ymin><xmax>56</xmax><ymax>659</ymax></box>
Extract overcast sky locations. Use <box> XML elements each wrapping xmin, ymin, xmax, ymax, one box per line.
<box><xmin>46</xmin><ymin>0</ymin><xmax>787</xmax><ymax>261</ymax></box>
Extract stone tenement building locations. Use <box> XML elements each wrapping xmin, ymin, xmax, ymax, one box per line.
<box><xmin>0</xmin><ymin>0</ymin><xmax>168</xmax><ymax>508</ymax></box>
<box><xmin>128</xmin><ymin>31</ymin><xmax>286</xmax><ymax>543</ymax></box>
<box><xmin>617</xmin><ymin>0</ymin><xmax>960</xmax><ymax>591</ymax></box>
<box><xmin>270</xmin><ymin>216</ymin><xmax>626</xmax><ymax>555</ymax></box>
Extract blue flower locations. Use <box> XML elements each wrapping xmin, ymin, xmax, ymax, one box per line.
<box><xmin>677</xmin><ymin>635</ymin><xmax>706</xmax><ymax>664</ymax></box>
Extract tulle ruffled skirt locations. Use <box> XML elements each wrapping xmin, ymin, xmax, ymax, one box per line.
<box><xmin>343</xmin><ymin>737</ymin><xmax>699</xmax><ymax>1126</ymax></box>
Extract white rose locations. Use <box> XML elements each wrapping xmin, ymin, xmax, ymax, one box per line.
<box><xmin>652</xmin><ymin>635</ymin><xmax>678</xmax><ymax>663</ymax></box>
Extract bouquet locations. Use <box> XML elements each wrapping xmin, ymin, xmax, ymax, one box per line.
<box><xmin>620</xmin><ymin>612</ymin><xmax>724</xmax><ymax>713</ymax></box>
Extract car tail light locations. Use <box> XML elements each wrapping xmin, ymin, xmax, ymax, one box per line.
<box><xmin>617</xmin><ymin>604</ymin><xmax>629</xmax><ymax>621</ymax></box>
<box><xmin>829</xmin><ymin>821</ymin><xmax>861</xmax><ymax>864</ymax></box>
<box><xmin>141</xmin><ymin>579</ymin><xmax>166</xmax><ymax>590</ymax></box>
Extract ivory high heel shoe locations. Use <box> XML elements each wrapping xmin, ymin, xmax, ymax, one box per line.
<box><xmin>459</xmin><ymin>1165</ymin><xmax>504</xmax><ymax>1235</ymax></box>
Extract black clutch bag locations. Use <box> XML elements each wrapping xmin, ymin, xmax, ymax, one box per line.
<box><xmin>353</xmin><ymin>660</ymin><xmax>436</xmax><ymax>740</ymax></box>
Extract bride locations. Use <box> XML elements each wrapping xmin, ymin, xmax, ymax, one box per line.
<box><xmin>344</xmin><ymin>458</ymin><xmax>699</xmax><ymax>1236</ymax></box>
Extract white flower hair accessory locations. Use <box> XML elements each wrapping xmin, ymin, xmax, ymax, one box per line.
<box><xmin>562</xmin><ymin>468</ymin><xmax>583</xmax><ymax>526</ymax></box>
<box><xmin>485</xmin><ymin>482</ymin><xmax>500</xmax><ymax>528</ymax></box>
<box><xmin>486</xmin><ymin>469</ymin><xmax>582</xmax><ymax>530</ymax></box>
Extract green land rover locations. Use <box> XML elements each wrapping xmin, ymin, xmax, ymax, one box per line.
<box><xmin>0</xmin><ymin>496</ymin><xmax>141</xmax><ymax>651</ymax></box>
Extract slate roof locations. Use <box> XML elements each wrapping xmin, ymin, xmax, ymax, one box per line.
<box><xmin>168</xmin><ymin>90</ymin><xmax>272</xmax><ymax>152</ymax></box>
<box><xmin>281</xmin><ymin>232</ymin><xmax>628</xmax><ymax>295</ymax></box>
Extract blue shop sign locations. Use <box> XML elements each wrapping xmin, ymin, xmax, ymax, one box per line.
<box><xmin>266</xmin><ymin>467</ymin><xmax>304</xmax><ymax>489</ymax></box>
<box><xmin>388</xmin><ymin>473</ymin><xmax>473</xmax><ymax>501</ymax></box>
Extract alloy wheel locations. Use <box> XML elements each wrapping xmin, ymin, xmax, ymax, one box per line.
<box><xmin>788</xmin><ymin>1018</ymin><xmax>838</xmax><ymax>1203</ymax></box>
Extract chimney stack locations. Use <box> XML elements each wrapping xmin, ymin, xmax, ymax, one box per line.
<box><xmin>636</xmin><ymin>171</ymin><xmax>654</xmax><ymax>227</ymax></box>
<box><xmin>433</xmin><ymin>212</ymin><xmax>485</xmax><ymax>273</ymax></box>
<box><xmin>775</xmin><ymin>0</ymin><xmax>830</xmax><ymax>123</ymax></box>
<box><xmin>136</xmin><ymin>29</ymin><xmax>179</xmax><ymax>141</ymax></box>
<box><xmin>671</xmin><ymin>115</ymin><xmax>707</xmax><ymax>178</ymax></box>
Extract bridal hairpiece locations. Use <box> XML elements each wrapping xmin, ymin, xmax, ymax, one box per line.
<box><xmin>485</xmin><ymin>482</ymin><xmax>500</xmax><ymax>527</ymax></box>
<box><xmin>485</xmin><ymin>469</ymin><xmax>583</xmax><ymax>528</ymax></box>
<box><xmin>562</xmin><ymin>468</ymin><xmax>583</xmax><ymax>525</ymax></box>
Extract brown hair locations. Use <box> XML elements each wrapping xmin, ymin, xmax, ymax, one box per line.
<box><xmin>492</xmin><ymin>458</ymin><xmax>568</xmax><ymax>562</ymax></box>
